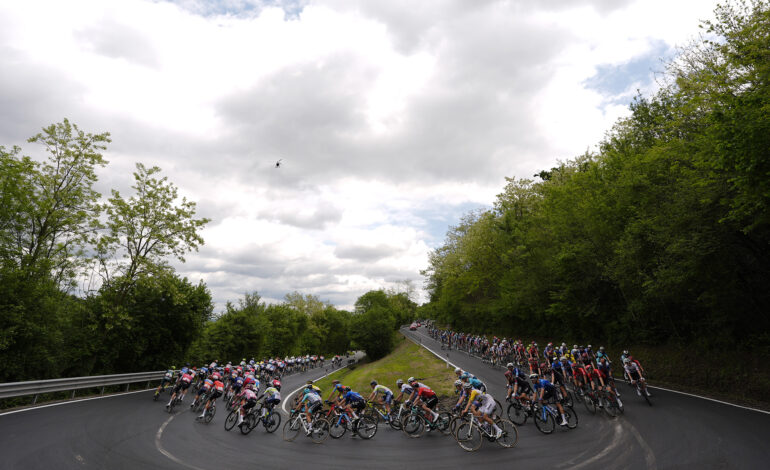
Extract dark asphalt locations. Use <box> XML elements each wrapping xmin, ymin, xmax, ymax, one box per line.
<box><xmin>2</xmin><ymin>328</ymin><xmax>769</xmax><ymax>470</ymax></box>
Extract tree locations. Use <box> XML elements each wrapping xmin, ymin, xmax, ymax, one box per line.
<box><xmin>350</xmin><ymin>305</ymin><xmax>395</xmax><ymax>360</ymax></box>
<box><xmin>99</xmin><ymin>163</ymin><xmax>210</xmax><ymax>290</ymax></box>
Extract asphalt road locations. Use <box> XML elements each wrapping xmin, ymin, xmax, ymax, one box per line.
<box><xmin>2</xmin><ymin>329</ymin><xmax>769</xmax><ymax>470</ymax></box>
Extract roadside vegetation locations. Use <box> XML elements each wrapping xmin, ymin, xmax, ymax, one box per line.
<box><xmin>313</xmin><ymin>334</ymin><xmax>455</xmax><ymax>398</ymax></box>
<box><xmin>419</xmin><ymin>1</ymin><xmax>770</xmax><ymax>403</ymax></box>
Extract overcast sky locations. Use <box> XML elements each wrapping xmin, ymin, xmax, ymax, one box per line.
<box><xmin>0</xmin><ymin>0</ymin><xmax>720</xmax><ymax>310</ymax></box>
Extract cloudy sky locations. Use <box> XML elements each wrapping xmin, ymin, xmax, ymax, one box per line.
<box><xmin>0</xmin><ymin>0</ymin><xmax>720</xmax><ymax>310</ymax></box>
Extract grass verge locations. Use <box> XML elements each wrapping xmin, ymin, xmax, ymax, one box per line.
<box><xmin>313</xmin><ymin>333</ymin><xmax>456</xmax><ymax>399</ymax></box>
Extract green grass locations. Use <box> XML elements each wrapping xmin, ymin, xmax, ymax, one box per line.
<box><xmin>313</xmin><ymin>333</ymin><xmax>456</xmax><ymax>398</ymax></box>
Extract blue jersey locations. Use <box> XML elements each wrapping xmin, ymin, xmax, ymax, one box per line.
<box><xmin>533</xmin><ymin>379</ymin><xmax>556</xmax><ymax>392</ymax></box>
<box><xmin>469</xmin><ymin>377</ymin><xmax>485</xmax><ymax>390</ymax></box>
<box><xmin>343</xmin><ymin>391</ymin><xmax>364</xmax><ymax>403</ymax></box>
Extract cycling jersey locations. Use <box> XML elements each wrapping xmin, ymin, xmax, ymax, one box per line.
<box><xmin>416</xmin><ymin>386</ymin><xmax>436</xmax><ymax>399</ymax></box>
<box><xmin>263</xmin><ymin>387</ymin><xmax>281</xmax><ymax>401</ymax></box>
<box><xmin>302</xmin><ymin>391</ymin><xmax>321</xmax><ymax>404</ymax></box>
<box><xmin>343</xmin><ymin>391</ymin><xmax>364</xmax><ymax>403</ymax></box>
<box><xmin>373</xmin><ymin>384</ymin><xmax>393</xmax><ymax>396</ymax></box>
<box><xmin>400</xmin><ymin>384</ymin><xmax>414</xmax><ymax>395</ymax></box>
<box><xmin>533</xmin><ymin>379</ymin><xmax>556</xmax><ymax>393</ymax></box>
<box><xmin>468</xmin><ymin>377</ymin><xmax>485</xmax><ymax>390</ymax></box>
<box><xmin>242</xmin><ymin>388</ymin><xmax>257</xmax><ymax>400</ymax></box>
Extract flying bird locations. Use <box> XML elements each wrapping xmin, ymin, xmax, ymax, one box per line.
<box><xmin>275</xmin><ymin>158</ymin><xmax>283</xmax><ymax>168</ymax></box>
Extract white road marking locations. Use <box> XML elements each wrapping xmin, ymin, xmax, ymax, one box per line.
<box><xmin>625</xmin><ymin>419</ymin><xmax>658</xmax><ymax>469</ymax></box>
<box><xmin>155</xmin><ymin>413</ymin><xmax>206</xmax><ymax>470</ymax></box>
<box><xmin>571</xmin><ymin>422</ymin><xmax>625</xmax><ymax>469</ymax></box>
<box><xmin>0</xmin><ymin>389</ymin><xmax>153</xmax><ymax>418</ymax></box>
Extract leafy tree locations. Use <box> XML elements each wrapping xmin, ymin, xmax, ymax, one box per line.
<box><xmin>350</xmin><ymin>305</ymin><xmax>395</xmax><ymax>360</ymax></box>
<box><xmin>99</xmin><ymin>163</ymin><xmax>209</xmax><ymax>289</ymax></box>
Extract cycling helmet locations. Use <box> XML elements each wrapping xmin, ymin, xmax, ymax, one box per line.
<box><xmin>462</xmin><ymin>382</ymin><xmax>472</xmax><ymax>390</ymax></box>
<box><xmin>506</xmin><ymin>363</ymin><xmax>514</xmax><ymax>369</ymax></box>
<box><xmin>454</xmin><ymin>379</ymin><xmax>462</xmax><ymax>387</ymax></box>
<box><xmin>370</xmin><ymin>380</ymin><xmax>378</xmax><ymax>386</ymax></box>
<box><xmin>587</xmin><ymin>344</ymin><xmax>592</xmax><ymax>349</ymax></box>
<box><xmin>454</xmin><ymin>367</ymin><xmax>462</xmax><ymax>374</ymax></box>
<box><xmin>396</xmin><ymin>379</ymin><xmax>404</xmax><ymax>387</ymax></box>
<box><xmin>407</xmin><ymin>376</ymin><xmax>416</xmax><ymax>384</ymax></box>
<box><xmin>460</xmin><ymin>372</ymin><xmax>469</xmax><ymax>380</ymax></box>
<box><xmin>529</xmin><ymin>374</ymin><xmax>539</xmax><ymax>380</ymax></box>
<box><xmin>560</xmin><ymin>356</ymin><xmax>568</xmax><ymax>362</ymax></box>
<box><xmin>585</xmin><ymin>364</ymin><xmax>593</xmax><ymax>370</ymax></box>
<box><xmin>573</xmin><ymin>344</ymin><xmax>578</xmax><ymax>349</ymax></box>
<box><xmin>342</xmin><ymin>386</ymin><xmax>351</xmax><ymax>393</ymax></box>
<box><xmin>599</xmin><ymin>346</ymin><xmax>605</xmax><ymax>352</ymax></box>
<box><xmin>623</xmin><ymin>350</ymin><xmax>629</xmax><ymax>355</ymax></box>
<box><xmin>623</xmin><ymin>357</ymin><xmax>630</xmax><ymax>364</ymax></box>
<box><xmin>332</xmin><ymin>379</ymin><xmax>340</xmax><ymax>384</ymax></box>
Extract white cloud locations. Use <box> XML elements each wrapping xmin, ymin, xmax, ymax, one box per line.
<box><xmin>0</xmin><ymin>0</ymin><xmax>721</xmax><ymax>309</ymax></box>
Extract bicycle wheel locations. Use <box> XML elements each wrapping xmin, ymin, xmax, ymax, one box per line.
<box><xmin>564</xmin><ymin>405</ymin><xmax>578</xmax><ymax>429</ymax></box>
<box><xmin>493</xmin><ymin>399</ymin><xmax>503</xmax><ymax>418</ymax></box>
<box><xmin>641</xmin><ymin>385</ymin><xmax>652</xmax><ymax>406</ymax></box>
<box><xmin>389</xmin><ymin>411</ymin><xmax>403</xmax><ymax>430</ymax></box>
<box><xmin>436</xmin><ymin>411</ymin><xmax>452</xmax><ymax>435</ymax></box>
<box><xmin>583</xmin><ymin>394</ymin><xmax>597</xmax><ymax>414</ymax></box>
<box><xmin>455</xmin><ymin>422</ymin><xmax>482</xmax><ymax>452</ymax></box>
<box><xmin>356</xmin><ymin>416</ymin><xmax>378</xmax><ymax>440</ymax></box>
<box><xmin>495</xmin><ymin>419</ymin><xmax>519</xmax><ymax>448</ymax></box>
<box><xmin>329</xmin><ymin>417</ymin><xmax>347</xmax><ymax>439</ymax></box>
<box><xmin>533</xmin><ymin>405</ymin><xmax>555</xmax><ymax>434</ymax></box>
<box><xmin>311</xmin><ymin>418</ymin><xmax>331</xmax><ymax>443</ymax></box>
<box><xmin>363</xmin><ymin>406</ymin><xmax>380</xmax><ymax>425</ymax></box>
<box><xmin>602</xmin><ymin>395</ymin><xmax>620</xmax><ymax>418</ymax></box>
<box><xmin>402</xmin><ymin>414</ymin><xmax>424</xmax><ymax>438</ymax></box>
<box><xmin>240</xmin><ymin>413</ymin><xmax>256</xmax><ymax>434</ymax></box>
<box><xmin>263</xmin><ymin>411</ymin><xmax>281</xmax><ymax>433</ymax></box>
<box><xmin>224</xmin><ymin>410</ymin><xmax>238</xmax><ymax>431</ymax></box>
<box><xmin>562</xmin><ymin>391</ymin><xmax>574</xmax><ymax>408</ymax></box>
<box><xmin>204</xmin><ymin>404</ymin><xmax>216</xmax><ymax>423</ymax></box>
<box><xmin>507</xmin><ymin>402</ymin><xmax>527</xmax><ymax>425</ymax></box>
<box><xmin>282</xmin><ymin>415</ymin><xmax>302</xmax><ymax>442</ymax></box>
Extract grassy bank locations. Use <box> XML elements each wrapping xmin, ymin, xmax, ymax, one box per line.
<box><xmin>313</xmin><ymin>333</ymin><xmax>455</xmax><ymax>398</ymax></box>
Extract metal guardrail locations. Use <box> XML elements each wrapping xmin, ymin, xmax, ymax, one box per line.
<box><xmin>0</xmin><ymin>371</ymin><xmax>167</xmax><ymax>404</ymax></box>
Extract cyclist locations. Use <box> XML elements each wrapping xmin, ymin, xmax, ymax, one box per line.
<box><xmin>597</xmin><ymin>357</ymin><xmax>622</xmax><ymax>405</ymax></box>
<box><xmin>461</xmin><ymin>382</ymin><xmax>502</xmax><ymax>439</ymax></box>
<box><xmin>259</xmin><ymin>380</ymin><xmax>281</xmax><ymax>413</ymax></box>
<box><xmin>326</xmin><ymin>379</ymin><xmax>348</xmax><ymax>403</ymax></box>
<box><xmin>366</xmin><ymin>380</ymin><xmax>394</xmax><ymax>419</ymax></box>
<box><xmin>596</xmin><ymin>346</ymin><xmax>610</xmax><ymax>364</ymax></box>
<box><xmin>154</xmin><ymin>367</ymin><xmax>176</xmax><ymax>399</ymax></box>
<box><xmin>338</xmin><ymin>387</ymin><xmax>367</xmax><ymax>420</ymax></box>
<box><xmin>452</xmin><ymin>379</ymin><xmax>469</xmax><ymax>411</ymax></box>
<box><xmin>191</xmin><ymin>375</ymin><xmax>214</xmax><ymax>409</ymax></box>
<box><xmin>166</xmin><ymin>368</ymin><xmax>194</xmax><ymax>409</ymax></box>
<box><xmin>549</xmin><ymin>357</ymin><xmax>569</xmax><ymax>400</ymax></box>
<box><xmin>197</xmin><ymin>376</ymin><xmax>225</xmax><ymax>419</ymax></box>
<box><xmin>623</xmin><ymin>357</ymin><xmax>650</xmax><ymax>397</ymax></box>
<box><xmin>409</xmin><ymin>380</ymin><xmax>439</xmax><ymax>423</ymax></box>
<box><xmin>293</xmin><ymin>386</ymin><xmax>322</xmax><ymax>435</ymax></box>
<box><xmin>394</xmin><ymin>379</ymin><xmax>414</xmax><ymax>404</ymax></box>
<box><xmin>236</xmin><ymin>383</ymin><xmax>258</xmax><ymax>428</ymax></box>
<box><xmin>531</xmin><ymin>373</ymin><xmax>569</xmax><ymax>426</ymax></box>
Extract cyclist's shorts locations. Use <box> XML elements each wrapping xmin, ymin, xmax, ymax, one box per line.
<box><xmin>210</xmin><ymin>390</ymin><xmax>222</xmax><ymax>400</ymax></box>
<box><xmin>161</xmin><ymin>377</ymin><xmax>173</xmax><ymax>385</ymax></box>
<box><xmin>244</xmin><ymin>398</ymin><xmax>258</xmax><ymax>410</ymax></box>
<box><xmin>351</xmin><ymin>401</ymin><xmax>366</xmax><ymax>412</ymax></box>
<box><xmin>424</xmin><ymin>395</ymin><xmax>439</xmax><ymax>410</ymax></box>
<box><xmin>552</xmin><ymin>371</ymin><xmax>565</xmax><ymax>386</ymax></box>
<box><xmin>265</xmin><ymin>398</ymin><xmax>280</xmax><ymax>407</ymax></box>
<box><xmin>542</xmin><ymin>389</ymin><xmax>556</xmax><ymax>403</ymax></box>
<box><xmin>180</xmin><ymin>381</ymin><xmax>191</xmax><ymax>390</ymax></box>
<box><xmin>628</xmin><ymin>371</ymin><xmax>641</xmax><ymax>382</ymax></box>
<box><xmin>382</xmin><ymin>391</ymin><xmax>393</xmax><ymax>404</ymax></box>
<box><xmin>307</xmin><ymin>401</ymin><xmax>322</xmax><ymax>414</ymax></box>
<box><xmin>480</xmin><ymin>398</ymin><xmax>496</xmax><ymax>416</ymax></box>
<box><xmin>197</xmin><ymin>387</ymin><xmax>209</xmax><ymax>396</ymax></box>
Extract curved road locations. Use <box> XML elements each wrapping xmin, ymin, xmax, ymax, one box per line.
<box><xmin>2</xmin><ymin>328</ymin><xmax>769</xmax><ymax>469</ymax></box>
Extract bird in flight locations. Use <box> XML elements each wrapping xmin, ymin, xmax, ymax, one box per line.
<box><xmin>275</xmin><ymin>158</ymin><xmax>283</xmax><ymax>168</ymax></box>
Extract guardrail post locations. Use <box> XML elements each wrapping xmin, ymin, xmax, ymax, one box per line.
<box><xmin>100</xmin><ymin>386</ymin><xmax>105</xmax><ymax>395</ymax></box>
<box><xmin>125</xmin><ymin>384</ymin><xmax>130</xmax><ymax>392</ymax></box>
<box><xmin>146</xmin><ymin>381</ymin><xmax>150</xmax><ymax>389</ymax></box>
<box><xmin>32</xmin><ymin>394</ymin><xmax>38</xmax><ymax>405</ymax></box>
<box><xmin>71</xmin><ymin>390</ymin><xmax>76</xmax><ymax>399</ymax></box>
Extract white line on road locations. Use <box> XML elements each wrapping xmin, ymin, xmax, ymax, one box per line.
<box><xmin>0</xmin><ymin>388</ymin><xmax>153</xmax><ymax>418</ymax></box>
<box><xmin>155</xmin><ymin>413</ymin><xmax>206</xmax><ymax>470</ymax></box>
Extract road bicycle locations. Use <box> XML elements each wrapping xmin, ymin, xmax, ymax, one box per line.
<box><xmin>327</xmin><ymin>405</ymin><xmax>377</xmax><ymax>439</ymax></box>
<box><xmin>387</xmin><ymin>401</ymin><xmax>407</xmax><ymax>430</ymax></box>
<box><xmin>363</xmin><ymin>400</ymin><xmax>395</xmax><ymax>425</ymax></box>
<box><xmin>190</xmin><ymin>391</ymin><xmax>209</xmax><ymax>412</ymax></box>
<box><xmin>532</xmin><ymin>401</ymin><xmax>578</xmax><ymax>434</ymax></box>
<box><xmin>596</xmin><ymin>388</ymin><xmax>622</xmax><ymax>418</ymax></box>
<box><xmin>283</xmin><ymin>410</ymin><xmax>331</xmax><ymax>443</ymax></box>
<box><xmin>455</xmin><ymin>412</ymin><xmax>518</xmax><ymax>452</ymax></box>
<box><xmin>506</xmin><ymin>395</ymin><xmax>533</xmax><ymax>425</ymax></box>
<box><xmin>195</xmin><ymin>400</ymin><xmax>216</xmax><ymax>424</ymax></box>
<box><xmin>400</xmin><ymin>405</ymin><xmax>451</xmax><ymax>438</ymax></box>
<box><xmin>240</xmin><ymin>402</ymin><xmax>281</xmax><ymax>434</ymax></box>
<box><xmin>633</xmin><ymin>378</ymin><xmax>652</xmax><ymax>406</ymax></box>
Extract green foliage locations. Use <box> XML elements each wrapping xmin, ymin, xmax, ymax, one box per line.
<box><xmin>350</xmin><ymin>305</ymin><xmax>395</xmax><ymax>360</ymax></box>
<box><xmin>314</xmin><ymin>334</ymin><xmax>456</xmax><ymax>398</ymax></box>
<box><xmin>99</xmin><ymin>163</ymin><xmax>210</xmax><ymax>288</ymax></box>
<box><xmin>423</xmin><ymin>1</ymin><xmax>770</xmax><ymax>354</ymax></box>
